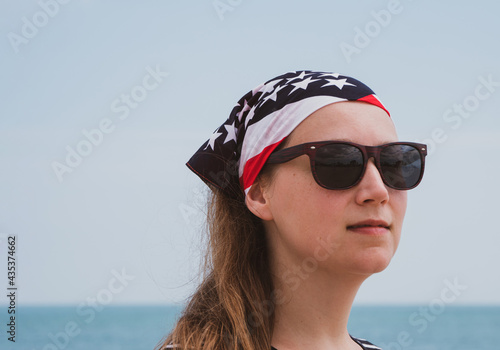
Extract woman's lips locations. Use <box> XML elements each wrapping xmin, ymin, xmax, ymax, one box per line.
<box><xmin>347</xmin><ymin>220</ymin><xmax>390</xmax><ymax>235</ymax></box>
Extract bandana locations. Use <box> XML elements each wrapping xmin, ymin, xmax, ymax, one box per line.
<box><xmin>186</xmin><ymin>70</ymin><xmax>389</xmax><ymax>197</ymax></box>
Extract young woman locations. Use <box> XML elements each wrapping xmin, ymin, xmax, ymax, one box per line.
<box><xmin>157</xmin><ymin>70</ymin><xmax>427</xmax><ymax>350</ymax></box>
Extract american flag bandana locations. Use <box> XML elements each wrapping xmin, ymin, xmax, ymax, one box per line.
<box><xmin>186</xmin><ymin>70</ymin><xmax>390</xmax><ymax>197</ymax></box>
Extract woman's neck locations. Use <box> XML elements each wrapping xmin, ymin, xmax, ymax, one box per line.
<box><xmin>270</xmin><ymin>268</ymin><xmax>367</xmax><ymax>350</ymax></box>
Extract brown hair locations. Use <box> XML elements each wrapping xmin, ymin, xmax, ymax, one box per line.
<box><xmin>155</xmin><ymin>180</ymin><xmax>276</xmax><ymax>350</ymax></box>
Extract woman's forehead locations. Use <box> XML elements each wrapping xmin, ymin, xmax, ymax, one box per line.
<box><xmin>285</xmin><ymin>102</ymin><xmax>397</xmax><ymax>146</ymax></box>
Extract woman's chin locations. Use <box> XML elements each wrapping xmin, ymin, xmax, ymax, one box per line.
<box><xmin>345</xmin><ymin>249</ymin><xmax>395</xmax><ymax>276</ymax></box>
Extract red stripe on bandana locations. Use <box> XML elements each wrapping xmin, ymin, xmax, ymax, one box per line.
<box><xmin>358</xmin><ymin>94</ymin><xmax>390</xmax><ymax>117</ymax></box>
<box><xmin>240</xmin><ymin>138</ymin><xmax>286</xmax><ymax>193</ymax></box>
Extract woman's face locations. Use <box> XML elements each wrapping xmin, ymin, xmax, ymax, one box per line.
<box><xmin>252</xmin><ymin>101</ymin><xmax>407</xmax><ymax>279</ymax></box>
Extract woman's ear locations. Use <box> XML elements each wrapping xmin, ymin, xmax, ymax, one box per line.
<box><xmin>245</xmin><ymin>180</ymin><xmax>274</xmax><ymax>221</ymax></box>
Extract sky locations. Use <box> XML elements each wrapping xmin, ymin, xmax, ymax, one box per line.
<box><xmin>1</xmin><ymin>0</ymin><xmax>499</xmax><ymax>308</ymax></box>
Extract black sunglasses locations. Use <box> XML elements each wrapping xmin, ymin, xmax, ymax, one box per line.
<box><xmin>266</xmin><ymin>141</ymin><xmax>427</xmax><ymax>190</ymax></box>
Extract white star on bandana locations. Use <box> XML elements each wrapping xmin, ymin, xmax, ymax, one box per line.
<box><xmin>261</xmin><ymin>84</ymin><xmax>287</xmax><ymax>105</ymax></box>
<box><xmin>286</xmin><ymin>70</ymin><xmax>315</xmax><ymax>84</ymax></box>
<box><xmin>321</xmin><ymin>78</ymin><xmax>356</xmax><ymax>90</ymax></box>
<box><xmin>319</xmin><ymin>72</ymin><xmax>341</xmax><ymax>79</ymax></box>
<box><xmin>237</xmin><ymin>99</ymin><xmax>251</xmax><ymax>121</ymax></box>
<box><xmin>289</xmin><ymin>76</ymin><xmax>318</xmax><ymax>95</ymax></box>
<box><xmin>205</xmin><ymin>130</ymin><xmax>222</xmax><ymax>150</ymax></box>
<box><xmin>260</xmin><ymin>78</ymin><xmax>283</xmax><ymax>97</ymax></box>
<box><xmin>223</xmin><ymin>122</ymin><xmax>237</xmax><ymax>144</ymax></box>
<box><xmin>244</xmin><ymin>105</ymin><xmax>258</xmax><ymax>128</ymax></box>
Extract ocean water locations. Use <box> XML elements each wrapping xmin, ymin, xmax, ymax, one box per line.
<box><xmin>348</xmin><ymin>306</ymin><xmax>500</xmax><ymax>350</ymax></box>
<box><xmin>0</xmin><ymin>305</ymin><xmax>498</xmax><ymax>349</ymax></box>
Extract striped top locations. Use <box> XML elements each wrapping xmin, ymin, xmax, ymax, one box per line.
<box><xmin>271</xmin><ymin>336</ymin><xmax>382</xmax><ymax>350</ymax></box>
<box><xmin>165</xmin><ymin>336</ymin><xmax>382</xmax><ymax>350</ymax></box>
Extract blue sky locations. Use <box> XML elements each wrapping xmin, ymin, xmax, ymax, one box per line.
<box><xmin>1</xmin><ymin>0</ymin><xmax>499</xmax><ymax>306</ymax></box>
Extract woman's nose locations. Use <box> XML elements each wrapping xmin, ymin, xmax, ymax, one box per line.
<box><xmin>354</xmin><ymin>158</ymin><xmax>389</xmax><ymax>205</ymax></box>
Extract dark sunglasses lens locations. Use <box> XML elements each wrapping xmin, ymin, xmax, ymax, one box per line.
<box><xmin>380</xmin><ymin>145</ymin><xmax>422</xmax><ymax>189</ymax></box>
<box><xmin>314</xmin><ymin>144</ymin><xmax>364</xmax><ymax>189</ymax></box>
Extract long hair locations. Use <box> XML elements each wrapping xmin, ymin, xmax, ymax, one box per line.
<box><xmin>156</xmin><ymin>180</ymin><xmax>275</xmax><ymax>350</ymax></box>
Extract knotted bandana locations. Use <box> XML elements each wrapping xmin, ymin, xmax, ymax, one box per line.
<box><xmin>186</xmin><ymin>70</ymin><xmax>389</xmax><ymax>197</ymax></box>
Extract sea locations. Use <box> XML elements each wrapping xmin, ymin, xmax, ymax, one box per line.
<box><xmin>0</xmin><ymin>305</ymin><xmax>498</xmax><ymax>350</ymax></box>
